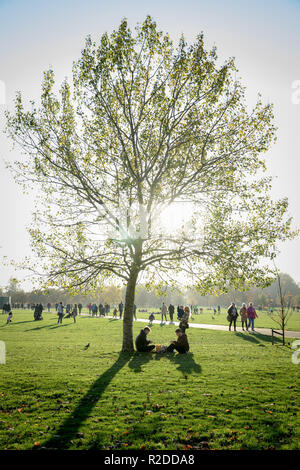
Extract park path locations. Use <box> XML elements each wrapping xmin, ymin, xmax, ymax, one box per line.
<box><xmin>81</xmin><ymin>313</ymin><xmax>300</xmax><ymax>339</ymax></box>
<box><xmin>134</xmin><ymin>317</ymin><xmax>300</xmax><ymax>338</ymax></box>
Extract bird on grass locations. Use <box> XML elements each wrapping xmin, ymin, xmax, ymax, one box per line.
<box><xmin>84</xmin><ymin>343</ymin><xmax>90</xmax><ymax>350</ymax></box>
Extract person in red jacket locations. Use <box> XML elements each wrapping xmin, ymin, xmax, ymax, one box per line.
<box><xmin>247</xmin><ymin>302</ymin><xmax>258</xmax><ymax>331</ymax></box>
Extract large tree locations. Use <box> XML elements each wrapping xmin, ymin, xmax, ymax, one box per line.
<box><xmin>6</xmin><ymin>17</ymin><xmax>296</xmax><ymax>351</ymax></box>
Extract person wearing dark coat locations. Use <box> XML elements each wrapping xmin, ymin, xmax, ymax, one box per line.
<box><xmin>135</xmin><ymin>327</ymin><xmax>155</xmax><ymax>352</ymax></box>
<box><xmin>34</xmin><ymin>304</ymin><xmax>43</xmax><ymax>321</ymax></box>
<box><xmin>177</xmin><ymin>305</ymin><xmax>184</xmax><ymax>320</ymax></box>
<box><xmin>227</xmin><ymin>302</ymin><xmax>239</xmax><ymax>331</ymax></box>
<box><xmin>166</xmin><ymin>328</ymin><xmax>189</xmax><ymax>354</ymax></box>
<box><xmin>119</xmin><ymin>301</ymin><xmax>124</xmax><ymax>319</ymax></box>
<box><xmin>168</xmin><ymin>304</ymin><xmax>175</xmax><ymax>323</ymax></box>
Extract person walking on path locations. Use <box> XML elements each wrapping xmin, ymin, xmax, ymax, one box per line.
<box><xmin>239</xmin><ymin>303</ymin><xmax>248</xmax><ymax>331</ymax></box>
<box><xmin>72</xmin><ymin>304</ymin><xmax>78</xmax><ymax>323</ymax></box>
<box><xmin>119</xmin><ymin>301</ymin><xmax>124</xmax><ymax>319</ymax></box>
<box><xmin>168</xmin><ymin>304</ymin><xmax>174</xmax><ymax>323</ymax></box>
<box><xmin>57</xmin><ymin>302</ymin><xmax>64</xmax><ymax>324</ymax></box>
<box><xmin>161</xmin><ymin>302</ymin><xmax>168</xmax><ymax>323</ymax></box>
<box><xmin>133</xmin><ymin>304</ymin><xmax>137</xmax><ymax>321</ymax></box>
<box><xmin>177</xmin><ymin>305</ymin><xmax>184</xmax><ymax>320</ymax></box>
<box><xmin>135</xmin><ymin>326</ymin><xmax>155</xmax><ymax>352</ymax></box>
<box><xmin>247</xmin><ymin>302</ymin><xmax>258</xmax><ymax>331</ymax></box>
<box><xmin>227</xmin><ymin>302</ymin><xmax>239</xmax><ymax>331</ymax></box>
<box><xmin>78</xmin><ymin>303</ymin><xmax>82</xmax><ymax>315</ymax></box>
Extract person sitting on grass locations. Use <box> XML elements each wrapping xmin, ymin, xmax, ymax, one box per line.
<box><xmin>166</xmin><ymin>328</ymin><xmax>189</xmax><ymax>354</ymax></box>
<box><xmin>135</xmin><ymin>326</ymin><xmax>155</xmax><ymax>352</ymax></box>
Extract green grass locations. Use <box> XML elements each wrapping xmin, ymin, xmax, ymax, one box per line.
<box><xmin>0</xmin><ymin>310</ymin><xmax>299</xmax><ymax>450</ymax></box>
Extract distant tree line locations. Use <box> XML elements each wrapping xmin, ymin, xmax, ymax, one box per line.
<box><xmin>1</xmin><ymin>273</ymin><xmax>300</xmax><ymax>309</ymax></box>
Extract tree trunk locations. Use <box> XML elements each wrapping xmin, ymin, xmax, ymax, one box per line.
<box><xmin>282</xmin><ymin>316</ymin><xmax>285</xmax><ymax>346</ymax></box>
<box><xmin>122</xmin><ymin>268</ymin><xmax>139</xmax><ymax>352</ymax></box>
<box><xmin>122</xmin><ymin>239</ymin><xmax>142</xmax><ymax>352</ymax></box>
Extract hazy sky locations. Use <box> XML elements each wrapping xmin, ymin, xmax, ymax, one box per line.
<box><xmin>0</xmin><ymin>0</ymin><xmax>299</xmax><ymax>289</ymax></box>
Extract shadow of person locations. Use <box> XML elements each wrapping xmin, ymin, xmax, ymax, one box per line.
<box><xmin>154</xmin><ymin>350</ymin><xmax>201</xmax><ymax>376</ymax></box>
<box><xmin>128</xmin><ymin>351</ymin><xmax>154</xmax><ymax>373</ymax></box>
<box><xmin>40</xmin><ymin>352</ymin><xmax>131</xmax><ymax>450</ymax></box>
<box><xmin>0</xmin><ymin>319</ymin><xmax>35</xmax><ymax>328</ymax></box>
<box><xmin>234</xmin><ymin>331</ymin><xmax>281</xmax><ymax>345</ymax></box>
<box><xmin>168</xmin><ymin>352</ymin><xmax>202</xmax><ymax>375</ymax></box>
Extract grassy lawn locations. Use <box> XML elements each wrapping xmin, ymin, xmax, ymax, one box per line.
<box><xmin>0</xmin><ymin>310</ymin><xmax>299</xmax><ymax>450</ymax></box>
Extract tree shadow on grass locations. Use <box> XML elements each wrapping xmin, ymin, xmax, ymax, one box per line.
<box><xmin>127</xmin><ymin>351</ymin><xmax>154</xmax><ymax>373</ymax></box>
<box><xmin>40</xmin><ymin>352</ymin><xmax>131</xmax><ymax>450</ymax></box>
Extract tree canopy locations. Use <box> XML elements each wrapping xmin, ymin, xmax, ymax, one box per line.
<box><xmin>6</xmin><ymin>16</ymin><xmax>296</xmax><ymax>350</ymax></box>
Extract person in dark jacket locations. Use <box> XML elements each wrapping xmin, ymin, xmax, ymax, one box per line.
<box><xmin>135</xmin><ymin>327</ymin><xmax>155</xmax><ymax>352</ymax></box>
<box><xmin>166</xmin><ymin>328</ymin><xmax>189</xmax><ymax>354</ymax></box>
<box><xmin>119</xmin><ymin>301</ymin><xmax>124</xmax><ymax>319</ymax></box>
<box><xmin>133</xmin><ymin>304</ymin><xmax>137</xmax><ymax>321</ymax></box>
<box><xmin>168</xmin><ymin>304</ymin><xmax>175</xmax><ymax>323</ymax></box>
<box><xmin>177</xmin><ymin>305</ymin><xmax>184</xmax><ymax>320</ymax></box>
<box><xmin>227</xmin><ymin>302</ymin><xmax>239</xmax><ymax>331</ymax></box>
<box><xmin>34</xmin><ymin>304</ymin><xmax>43</xmax><ymax>321</ymax></box>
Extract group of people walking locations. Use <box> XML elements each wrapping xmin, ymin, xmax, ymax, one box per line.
<box><xmin>57</xmin><ymin>302</ymin><xmax>78</xmax><ymax>324</ymax></box>
<box><xmin>227</xmin><ymin>302</ymin><xmax>258</xmax><ymax>331</ymax></box>
<box><xmin>149</xmin><ymin>303</ymin><xmax>190</xmax><ymax>325</ymax></box>
<box><xmin>88</xmin><ymin>303</ymin><xmax>110</xmax><ymax>316</ymax></box>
